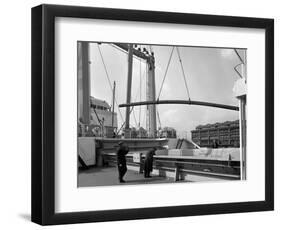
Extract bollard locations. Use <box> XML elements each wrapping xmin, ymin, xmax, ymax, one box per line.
<box><xmin>228</xmin><ymin>154</ymin><xmax>232</xmax><ymax>167</ymax></box>
<box><xmin>174</xmin><ymin>163</ymin><xmax>180</xmax><ymax>182</ymax></box>
<box><xmin>139</xmin><ymin>153</ymin><xmax>144</xmax><ymax>174</ymax></box>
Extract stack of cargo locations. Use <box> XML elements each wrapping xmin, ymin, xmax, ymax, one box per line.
<box><xmin>155</xmin><ymin>148</ymin><xmax>240</xmax><ymax>161</ymax></box>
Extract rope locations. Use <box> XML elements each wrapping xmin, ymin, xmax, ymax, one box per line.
<box><xmin>157</xmin><ymin>47</ymin><xmax>175</xmax><ymax>100</ymax></box>
<box><xmin>132</xmin><ymin>108</ymin><xmax>138</xmax><ymax>127</ymax></box>
<box><xmin>97</xmin><ymin>45</ymin><xmax>125</xmax><ymax>124</ymax></box>
<box><xmin>92</xmin><ymin>106</ymin><xmax>103</xmax><ymax>127</ymax></box>
<box><xmin>234</xmin><ymin>49</ymin><xmax>245</xmax><ymax>64</ymax></box>
<box><xmin>142</xmin><ymin>109</ymin><xmax>146</xmax><ymax>129</ymax></box>
<box><xmin>176</xmin><ymin>47</ymin><xmax>191</xmax><ymax>100</ymax></box>
<box><xmin>233</xmin><ymin>49</ymin><xmax>245</xmax><ymax>79</ymax></box>
<box><xmin>116</xmin><ymin>106</ymin><xmax>135</xmax><ymax>134</ymax></box>
<box><xmin>234</xmin><ymin>63</ymin><xmax>243</xmax><ymax>79</ymax></box>
<box><xmin>156</xmin><ymin>108</ymin><xmax>162</xmax><ymax>128</ymax></box>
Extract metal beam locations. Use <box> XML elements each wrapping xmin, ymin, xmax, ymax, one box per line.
<box><xmin>114</xmin><ymin>43</ymin><xmax>150</xmax><ymax>60</ymax></box>
<box><xmin>119</xmin><ymin>100</ymin><xmax>239</xmax><ymax>111</ymax></box>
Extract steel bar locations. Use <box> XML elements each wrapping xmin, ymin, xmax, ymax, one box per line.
<box><xmin>119</xmin><ymin>100</ymin><xmax>239</xmax><ymax>111</ymax></box>
<box><xmin>114</xmin><ymin>43</ymin><xmax>150</xmax><ymax>60</ymax></box>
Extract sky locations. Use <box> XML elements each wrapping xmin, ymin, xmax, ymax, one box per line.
<box><xmin>87</xmin><ymin>43</ymin><xmax>245</xmax><ymax>138</ymax></box>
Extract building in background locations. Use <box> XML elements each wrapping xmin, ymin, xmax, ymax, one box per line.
<box><xmin>159</xmin><ymin>127</ymin><xmax>177</xmax><ymax>138</ymax></box>
<box><xmin>191</xmin><ymin>120</ymin><xmax>240</xmax><ymax>148</ymax></box>
<box><xmin>88</xmin><ymin>97</ymin><xmax>117</xmax><ymax>137</ymax></box>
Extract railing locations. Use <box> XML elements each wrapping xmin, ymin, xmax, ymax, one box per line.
<box><xmin>95</xmin><ymin>138</ymin><xmax>168</xmax><ymax>153</ymax></box>
<box><xmin>102</xmin><ymin>153</ymin><xmax>241</xmax><ymax>181</ymax></box>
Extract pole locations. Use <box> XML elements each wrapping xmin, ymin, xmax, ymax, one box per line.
<box><xmin>233</xmin><ymin>49</ymin><xmax>247</xmax><ymax>180</ymax></box>
<box><xmin>239</xmin><ymin>97</ymin><xmax>246</xmax><ymax>180</ymax></box>
<box><xmin>125</xmin><ymin>44</ymin><xmax>134</xmax><ymax>137</ymax></box>
<box><xmin>77</xmin><ymin>41</ymin><xmax>91</xmax><ymax>136</ymax></box>
<box><xmin>147</xmin><ymin>56</ymin><xmax>157</xmax><ymax>137</ymax></box>
<box><xmin>240</xmin><ymin>50</ymin><xmax>247</xmax><ymax>180</ymax></box>
<box><xmin>112</xmin><ymin>81</ymin><xmax>116</xmax><ymax>127</ymax></box>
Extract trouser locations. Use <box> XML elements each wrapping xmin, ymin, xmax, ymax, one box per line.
<box><xmin>144</xmin><ymin>170</ymin><xmax>150</xmax><ymax>178</ymax></box>
<box><xmin>144</xmin><ymin>161</ymin><xmax>152</xmax><ymax>178</ymax></box>
<box><xmin>117</xmin><ymin>163</ymin><xmax>127</xmax><ymax>181</ymax></box>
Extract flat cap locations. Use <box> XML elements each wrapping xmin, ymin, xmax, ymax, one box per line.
<box><xmin>118</xmin><ymin>141</ymin><xmax>124</xmax><ymax>146</ymax></box>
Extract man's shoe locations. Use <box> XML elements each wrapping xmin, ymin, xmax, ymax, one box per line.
<box><xmin>119</xmin><ymin>179</ymin><xmax>126</xmax><ymax>183</ymax></box>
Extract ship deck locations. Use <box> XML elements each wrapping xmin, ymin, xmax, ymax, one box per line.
<box><xmin>78</xmin><ymin>166</ymin><xmax>224</xmax><ymax>187</ymax></box>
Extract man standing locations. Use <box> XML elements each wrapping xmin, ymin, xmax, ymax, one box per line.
<box><xmin>144</xmin><ymin>147</ymin><xmax>157</xmax><ymax>178</ymax></box>
<box><xmin>116</xmin><ymin>141</ymin><xmax>129</xmax><ymax>183</ymax></box>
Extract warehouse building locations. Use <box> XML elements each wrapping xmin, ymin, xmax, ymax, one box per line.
<box><xmin>191</xmin><ymin>120</ymin><xmax>240</xmax><ymax>148</ymax></box>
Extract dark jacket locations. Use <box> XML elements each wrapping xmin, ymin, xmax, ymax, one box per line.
<box><xmin>144</xmin><ymin>149</ymin><xmax>156</xmax><ymax>173</ymax></box>
<box><xmin>116</xmin><ymin>145</ymin><xmax>129</xmax><ymax>165</ymax></box>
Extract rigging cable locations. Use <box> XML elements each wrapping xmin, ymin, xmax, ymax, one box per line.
<box><xmin>92</xmin><ymin>106</ymin><xmax>103</xmax><ymax>127</ymax></box>
<box><xmin>97</xmin><ymin>44</ymin><xmax>125</xmax><ymax>124</ymax></box>
<box><xmin>157</xmin><ymin>46</ymin><xmax>175</xmax><ymax>100</ymax></box>
<box><xmin>132</xmin><ymin>108</ymin><xmax>138</xmax><ymax>127</ymax></box>
<box><xmin>139</xmin><ymin>57</ymin><xmax>142</xmax><ymax>127</ymax></box>
<box><xmin>176</xmin><ymin>47</ymin><xmax>191</xmax><ymax>100</ymax></box>
<box><xmin>234</xmin><ymin>49</ymin><xmax>245</xmax><ymax>64</ymax></box>
<box><xmin>233</xmin><ymin>49</ymin><xmax>245</xmax><ymax>79</ymax></box>
<box><xmin>156</xmin><ymin>108</ymin><xmax>162</xmax><ymax>129</ymax></box>
<box><xmin>116</xmin><ymin>106</ymin><xmax>135</xmax><ymax>134</ymax></box>
<box><xmin>116</xmin><ymin>65</ymin><xmax>147</xmax><ymax>133</ymax></box>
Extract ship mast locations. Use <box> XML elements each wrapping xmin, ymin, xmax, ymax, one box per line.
<box><xmin>111</xmin><ymin>81</ymin><xmax>116</xmax><ymax>127</ymax></box>
<box><xmin>115</xmin><ymin>43</ymin><xmax>157</xmax><ymax>138</ymax></box>
<box><xmin>77</xmin><ymin>41</ymin><xmax>91</xmax><ymax>136</ymax></box>
<box><xmin>146</xmin><ymin>54</ymin><xmax>157</xmax><ymax>138</ymax></box>
<box><xmin>124</xmin><ymin>44</ymin><xmax>134</xmax><ymax>138</ymax></box>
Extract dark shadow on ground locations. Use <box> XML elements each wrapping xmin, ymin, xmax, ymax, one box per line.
<box><xmin>78</xmin><ymin>166</ymin><xmax>115</xmax><ymax>174</ymax></box>
<box><xmin>125</xmin><ymin>177</ymin><xmax>168</xmax><ymax>184</ymax></box>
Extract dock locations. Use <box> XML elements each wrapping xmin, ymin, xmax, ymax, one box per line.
<box><xmin>78</xmin><ymin>165</ymin><xmax>227</xmax><ymax>187</ymax></box>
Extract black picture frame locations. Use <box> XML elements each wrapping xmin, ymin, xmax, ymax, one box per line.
<box><xmin>31</xmin><ymin>4</ymin><xmax>274</xmax><ymax>225</ymax></box>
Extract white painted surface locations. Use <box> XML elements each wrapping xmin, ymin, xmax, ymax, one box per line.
<box><xmin>166</xmin><ymin>148</ymin><xmax>240</xmax><ymax>160</ymax></box>
<box><xmin>233</xmin><ymin>78</ymin><xmax>247</xmax><ymax>97</ymax></box>
<box><xmin>78</xmin><ymin>137</ymin><xmax>96</xmax><ymax>165</ymax></box>
<box><xmin>55</xmin><ymin>16</ymin><xmax>265</xmax><ymax>213</ymax></box>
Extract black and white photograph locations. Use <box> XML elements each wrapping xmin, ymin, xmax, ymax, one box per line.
<box><xmin>29</xmin><ymin>3</ymin><xmax>274</xmax><ymax>226</ymax></box>
<box><xmin>77</xmin><ymin>42</ymin><xmax>247</xmax><ymax>187</ymax></box>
